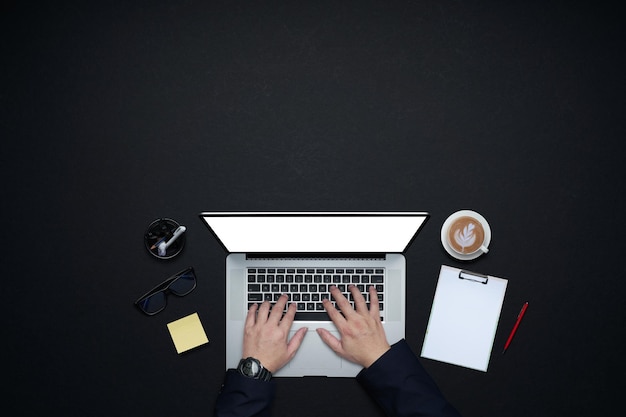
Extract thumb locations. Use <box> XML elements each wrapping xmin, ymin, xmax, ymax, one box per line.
<box><xmin>286</xmin><ymin>327</ymin><xmax>308</xmax><ymax>357</ymax></box>
<box><xmin>316</xmin><ymin>328</ymin><xmax>345</xmax><ymax>357</ymax></box>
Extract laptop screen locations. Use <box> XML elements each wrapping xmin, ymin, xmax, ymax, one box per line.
<box><xmin>199</xmin><ymin>212</ymin><xmax>428</xmax><ymax>253</ymax></box>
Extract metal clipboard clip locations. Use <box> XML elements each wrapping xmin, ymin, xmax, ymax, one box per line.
<box><xmin>459</xmin><ymin>270</ymin><xmax>489</xmax><ymax>284</ymax></box>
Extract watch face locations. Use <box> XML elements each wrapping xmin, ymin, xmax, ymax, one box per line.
<box><xmin>241</xmin><ymin>358</ymin><xmax>260</xmax><ymax>377</ymax></box>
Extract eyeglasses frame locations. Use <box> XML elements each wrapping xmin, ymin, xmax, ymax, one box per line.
<box><xmin>134</xmin><ymin>266</ymin><xmax>197</xmax><ymax>315</ymax></box>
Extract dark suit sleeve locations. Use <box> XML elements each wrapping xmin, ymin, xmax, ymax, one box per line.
<box><xmin>356</xmin><ymin>339</ymin><xmax>462</xmax><ymax>417</ymax></box>
<box><xmin>214</xmin><ymin>369</ymin><xmax>275</xmax><ymax>417</ymax></box>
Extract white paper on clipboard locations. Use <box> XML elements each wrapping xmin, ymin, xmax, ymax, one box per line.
<box><xmin>421</xmin><ymin>265</ymin><xmax>508</xmax><ymax>372</ymax></box>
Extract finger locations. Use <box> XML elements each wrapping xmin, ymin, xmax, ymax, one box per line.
<box><xmin>245</xmin><ymin>303</ymin><xmax>259</xmax><ymax>328</ymax></box>
<box><xmin>286</xmin><ymin>327</ymin><xmax>308</xmax><ymax>358</ymax></box>
<box><xmin>316</xmin><ymin>328</ymin><xmax>345</xmax><ymax>356</ymax></box>
<box><xmin>269</xmin><ymin>294</ymin><xmax>288</xmax><ymax>323</ymax></box>
<box><xmin>279</xmin><ymin>301</ymin><xmax>297</xmax><ymax>329</ymax></box>
<box><xmin>368</xmin><ymin>285</ymin><xmax>380</xmax><ymax>316</ymax></box>
<box><xmin>322</xmin><ymin>296</ymin><xmax>347</xmax><ymax>327</ymax></box>
<box><xmin>350</xmin><ymin>284</ymin><xmax>368</xmax><ymax>313</ymax></box>
<box><xmin>330</xmin><ymin>285</ymin><xmax>354</xmax><ymax>317</ymax></box>
<box><xmin>256</xmin><ymin>300</ymin><xmax>271</xmax><ymax>323</ymax></box>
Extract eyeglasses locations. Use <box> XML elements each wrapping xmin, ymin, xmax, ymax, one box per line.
<box><xmin>134</xmin><ymin>267</ymin><xmax>197</xmax><ymax>315</ymax></box>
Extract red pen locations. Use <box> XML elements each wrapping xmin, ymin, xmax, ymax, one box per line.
<box><xmin>502</xmin><ymin>301</ymin><xmax>529</xmax><ymax>354</ymax></box>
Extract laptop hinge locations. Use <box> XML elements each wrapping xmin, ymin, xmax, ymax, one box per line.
<box><xmin>245</xmin><ymin>253</ymin><xmax>387</xmax><ymax>261</ymax></box>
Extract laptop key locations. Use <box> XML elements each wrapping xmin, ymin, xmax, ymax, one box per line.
<box><xmin>248</xmin><ymin>293</ymin><xmax>263</xmax><ymax>301</ymax></box>
<box><xmin>371</xmin><ymin>275</ymin><xmax>384</xmax><ymax>283</ymax></box>
<box><xmin>294</xmin><ymin>312</ymin><xmax>331</xmax><ymax>321</ymax></box>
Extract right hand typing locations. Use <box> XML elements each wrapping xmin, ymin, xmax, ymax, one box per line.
<box><xmin>317</xmin><ymin>285</ymin><xmax>391</xmax><ymax>368</ymax></box>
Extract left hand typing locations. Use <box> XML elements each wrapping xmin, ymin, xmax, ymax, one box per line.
<box><xmin>242</xmin><ymin>294</ymin><xmax>308</xmax><ymax>373</ymax></box>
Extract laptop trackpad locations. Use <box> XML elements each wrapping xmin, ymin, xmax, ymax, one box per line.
<box><xmin>288</xmin><ymin>330</ymin><xmax>342</xmax><ymax>369</ymax></box>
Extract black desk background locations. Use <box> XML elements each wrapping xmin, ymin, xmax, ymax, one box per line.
<box><xmin>2</xmin><ymin>1</ymin><xmax>624</xmax><ymax>416</ymax></box>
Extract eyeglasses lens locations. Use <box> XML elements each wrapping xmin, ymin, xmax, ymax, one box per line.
<box><xmin>138</xmin><ymin>291</ymin><xmax>167</xmax><ymax>315</ymax></box>
<box><xmin>168</xmin><ymin>271</ymin><xmax>196</xmax><ymax>296</ymax></box>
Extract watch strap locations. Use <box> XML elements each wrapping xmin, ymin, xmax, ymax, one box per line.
<box><xmin>256</xmin><ymin>364</ymin><xmax>272</xmax><ymax>382</ymax></box>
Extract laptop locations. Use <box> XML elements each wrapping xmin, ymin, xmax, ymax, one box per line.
<box><xmin>199</xmin><ymin>212</ymin><xmax>429</xmax><ymax>377</ymax></box>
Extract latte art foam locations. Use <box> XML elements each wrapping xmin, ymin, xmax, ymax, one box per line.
<box><xmin>453</xmin><ymin>223</ymin><xmax>477</xmax><ymax>250</ymax></box>
<box><xmin>447</xmin><ymin>216</ymin><xmax>485</xmax><ymax>254</ymax></box>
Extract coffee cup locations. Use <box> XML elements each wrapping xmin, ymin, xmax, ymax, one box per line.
<box><xmin>441</xmin><ymin>210</ymin><xmax>491</xmax><ymax>260</ymax></box>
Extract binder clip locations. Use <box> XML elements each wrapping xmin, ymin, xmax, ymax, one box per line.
<box><xmin>458</xmin><ymin>270</ymin><xmax>488</xmax><ymax>284</ymax></box>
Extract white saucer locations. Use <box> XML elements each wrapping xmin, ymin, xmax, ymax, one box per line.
<box><xmin>440</xmin><ymin>210</ymin><xmax>491</xmax><ymax>261</ymax></box>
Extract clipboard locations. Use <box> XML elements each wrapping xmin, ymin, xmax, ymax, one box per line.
<box><xmin>420</xmin><ymin>265</ymin><xmax>508</xmax><ymax>372</ymax></box>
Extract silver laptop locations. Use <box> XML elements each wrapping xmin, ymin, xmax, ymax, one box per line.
<box><xmin>199</xmin><ymin>212</ymin><xmax>429</xmax><ymax>377</ymax></box>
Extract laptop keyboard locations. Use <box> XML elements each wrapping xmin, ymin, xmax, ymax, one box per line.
<box><xmin>246</xmin><ymin>267</ymin><xmax>385</xmax><ymax>321</ymax></box>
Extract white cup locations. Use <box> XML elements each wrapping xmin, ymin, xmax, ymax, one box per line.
<box><xmin>441</xmin><ymin>210</ymin><xmax>491</xmax><ymax>260</ymax></box>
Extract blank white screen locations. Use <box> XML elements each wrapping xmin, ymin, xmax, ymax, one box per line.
<box><xmin>201</xmin><ymin>212</ymin><xmax>428</xmax><ymax>253</ymax></box>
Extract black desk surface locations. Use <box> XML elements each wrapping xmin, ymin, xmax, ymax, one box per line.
<box><xmin>3</xmin><ymin>2</ymin><xmax>624</xmax><ymax>416</ymax></box>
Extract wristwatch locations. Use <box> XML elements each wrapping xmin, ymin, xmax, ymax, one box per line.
<box><xmin>237</xmin><ymin>357</ymin><xmax>272</xmax><ymax>381</ymax></box>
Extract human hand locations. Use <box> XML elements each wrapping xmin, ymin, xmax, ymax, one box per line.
<box><xmin>317</xmin><ymin>285</ymin><xmax>391</xmax><ymax>368</ymax></box>
<box><xmin>242</xmin><ymin>294</ymin><xmax>308</xmax><ymax>373</ymax></box>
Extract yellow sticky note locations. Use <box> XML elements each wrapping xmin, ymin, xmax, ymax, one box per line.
<box><xmin>166</xmin><ymin>312</ymin><xmax>209</xmax><ymax>354</ymax></box>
